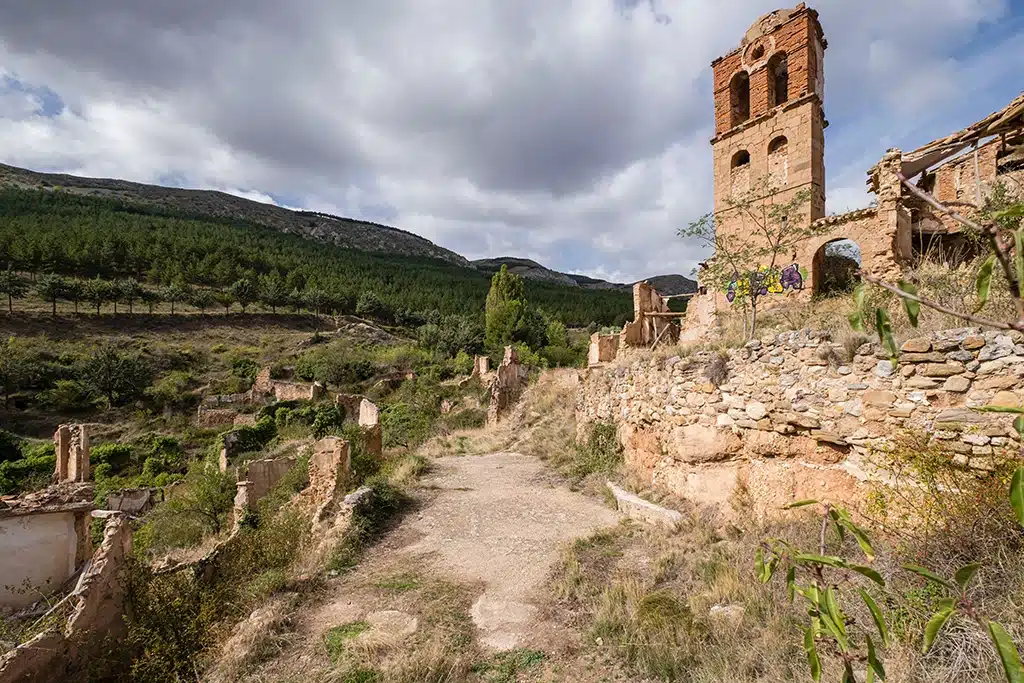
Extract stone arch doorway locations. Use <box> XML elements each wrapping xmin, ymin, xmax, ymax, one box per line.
<box><xmin>812</xmin><ymin>238</ymin><xmax>862</xmax><ymax>296</ymax></box>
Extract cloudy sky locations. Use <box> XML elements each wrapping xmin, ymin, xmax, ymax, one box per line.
<box><xmin>1</xmin><ymin>1</ymin><xmax>1022</xmax><ymax>282</ymax></box>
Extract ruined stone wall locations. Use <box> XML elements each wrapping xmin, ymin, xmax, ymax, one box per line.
<box><xmin>933</xmin><ymin>139</ymin><xmax>1001</xmax><ymax>204</ymax></box>
<box><xmin>0</xmin><ymin>512</ymin><xmax>79</xmax><ymax>608</ymax></box>
<box><xmin>0</xmin><ymin>514</ymin><xmax>132</xmax><ymax>682</ymax></box>
<box><xmin>488</xmin><ymin>347</ymin><xmax>529</xmax><ymax>425</ymax></box>
<box><xmin>620</xmin><ymin>282</ymin><xmax>677</xmax><ymax>348</ymax></box>
<box><xmin>577</xmin><ymin>327</ymin><xmax>1024</xmax><ymax>517</ymax></box>
<box><xmin>588</xmin><ymin>333</ymin><xmax>620</xmax><ymax>367</ymax></box>
<box><xmin>242</xmin><ymin>456</ymin><xmax>298</xmax><ymax>504</ymax></box>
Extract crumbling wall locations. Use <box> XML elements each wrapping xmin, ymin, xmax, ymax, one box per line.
<box><xmin>242</xmin><ymin>456</ymin><xmax>298</xmax><ymax>504</ymax></box>
<box><xmin>0</xmin><ymin>512</ymin><xmax>79</xmax><ymax>608</ymax></box>
<box><xmin>578</xmin><ymin>327</ymin><xmax>1024</xmax><ymax>519</ymax></box>
<box><xmin>620</xmin><ymin>282</ymin><xmax>678</xmax><ymax>348</ymax></box>
<box><xmin>251</xmin><ymin>366</ymin><xmax>325</xmax><ymax>402</ymax></box>
<box><xmin>472</xmin><ymin>356</ymin><xmax>490</xmax><ymax>376</ymax></box>
<box><xmin>588</xmin><ymin>333</ymin><xmax>620</xmax><ymax>367</ymax></box>
<box><xmin>106</xmin><ymin>488</ymin><xmax>157</xmax><ymax>515</ymax></box>
<box><xmin>197</xmin><ymin>407</ymin><xmax>240</xmax><ymax>428</ymax></box>
<box><xmin>0</xmin><ymin>514</ymin><xmax>132</xmax><ymax>683</ymax></box>
<box><xmin>487</xmin><ymin>347</ymin><xmax>529</xmax><ymax>424</ymax></box>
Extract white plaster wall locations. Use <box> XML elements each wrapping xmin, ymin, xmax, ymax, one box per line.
<box><xmin>0</xmin><ymin>512</ymin><xmax>78</xmax><ymax>608</ymax></box>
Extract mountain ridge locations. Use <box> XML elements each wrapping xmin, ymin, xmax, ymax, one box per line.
<box><xmin>0</xmin><ymin>162</ymin><xmax>694</xmax><ymax>293</ymax></box>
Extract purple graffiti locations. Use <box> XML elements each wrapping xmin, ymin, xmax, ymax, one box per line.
<box><xmin>780</xmin><ymin>263</ymin><xmax>804</xmax><ymax>291</ymax></box>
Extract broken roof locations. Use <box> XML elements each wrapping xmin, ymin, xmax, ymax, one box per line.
<box><xmin>899</xmin><ymin>91</ymin><xmax>1024</xmax><ymax>179</ymax></box>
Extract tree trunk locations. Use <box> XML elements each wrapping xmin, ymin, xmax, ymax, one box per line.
<box><xmin>7</xmin><ymin>294</ymin><xmax>11</xmax><ymax>313</ymax></box>
<box><xmin>128</xmin><ymin>301</ymin><xmax>133</xmax><ymax>314</ymax></box>
<box><xmin>171</xmin><ymin>301</ymin><xmax>175</xmax><ymax>315</ymax></box>
<box><xmin>74</xmin><ymin>301</ymin><xmax>79</xmax><ymax>314</ymax></box>
<box><xmin>750</xmin><ymin>301</ymin><xmax>759</xmax><ymax>341</ymax></box>
<box><xmin>51</xmin><ymin>298</ymin><xmax>56</xmax><ymax>317</ymax></box>
<box><xmin>95</xmin><ymin>303</ymin><xmax>101</xmax><ymax>315</ymax></box>
<box><xmin>113</xmin><ymin>301</ymin><xmax>118</xmax><ymax>314</ymax></box>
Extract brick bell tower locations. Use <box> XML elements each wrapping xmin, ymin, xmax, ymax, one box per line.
<box><xmin>710</xmin><ymin>4</ymin><xmax>827</xmax><ymax>250</ymax></box>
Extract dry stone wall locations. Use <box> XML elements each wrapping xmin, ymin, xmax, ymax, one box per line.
<box><xmin>578</xmin><ymin>327</ymin><xmax>1024</xmax><ymax>516</ymax></box>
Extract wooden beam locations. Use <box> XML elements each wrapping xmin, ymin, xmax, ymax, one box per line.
<box><xmin>643</xmin><ymin>311</ymin><xmax>687</xmax><ymax>318</ymax></box>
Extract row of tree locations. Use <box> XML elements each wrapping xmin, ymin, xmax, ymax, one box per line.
<box><xmin>0</xmin><ymin>269</ymin><xmax>395</xmax><ymax>317</ymax></box>
<box><xmin>0</xmin><ymin>188</ymin><xmax>632</xmax><ymax>327</ymax></box>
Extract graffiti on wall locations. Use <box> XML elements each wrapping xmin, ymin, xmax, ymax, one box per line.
<box><xmin>726</xmin><ymin>263</ymin><xmax>806</xmax><ymax>303</ymax></box>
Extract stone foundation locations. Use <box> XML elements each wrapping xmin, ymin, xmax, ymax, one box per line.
<box><xmin>578</xmin><ymin>327</ymin><xmax>1024</xmax><ymax>518</ymax></box>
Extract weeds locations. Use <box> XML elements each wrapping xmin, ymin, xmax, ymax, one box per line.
<box><xmin>704</xmin><ymin>351</ymin><xmax>729</xmax><ymax>386</ymax></box>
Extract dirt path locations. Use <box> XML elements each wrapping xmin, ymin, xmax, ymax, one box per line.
<box><xmin>399</xmin><ymin>452</ymin><xmax>621</xmax><ymax>649</ymax></box>
<box><xmin>307</xmin><ymin>451</ymin><xmax>621</xmax><ymax>652</ymax></box>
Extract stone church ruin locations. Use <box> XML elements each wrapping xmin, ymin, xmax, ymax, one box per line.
<box><xmin>589</xmin><ymin>4</ymin><xmax>1023</xmax><ymax>362</ymax></box>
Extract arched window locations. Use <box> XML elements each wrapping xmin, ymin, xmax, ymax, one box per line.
<box><xmin>730</xmin><ymin>72</ymin><xmax>750</xmax><ymax>127</ymax></box>
<box><xmin>730</xmin><ymin>149</ymin><xmax>751</xmax><ymax>196</ymax></box>
<box><xmin>767</xmin><ymin>136</ymin><xmax>788</xmax><ymax>186</ymax></box>
<box><xmin>768</xmin><ymin>53</ymin><xmax>789</xmax><ymax>106</ymax></box>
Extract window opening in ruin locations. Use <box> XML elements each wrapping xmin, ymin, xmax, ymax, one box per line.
<box><xmin>768</xmin><ymin>53</ymin><xmax>788</xmax><ymax>106</ymax></box>
<box><xmin>731</xmin><ymin>150</ymin><xmax>750</xmax><ymax>168</ymax></box>
<box><xmin>767</xmin><ymin>136</ymin><xmax>788</xmax><ymax>187</ymax></box>
<box><xmin>751</xmin><ymin>45</ymin><xmax>765</xmax><ymax>60</ymax></box>
<box><xmin>730</xmin><ymin>71</ymin><xmax>750</xmax><ymax>127</ymax></box>
<box><xmin>813</xmin><ymin>239</ymin><xmax>861</xmax><ymax>297</ymax></box>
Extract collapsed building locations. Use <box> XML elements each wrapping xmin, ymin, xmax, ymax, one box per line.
<box><xmin>590</xmin><ymin>4</ymin><xmax>1024</xmax><ymax>363</ymax></box>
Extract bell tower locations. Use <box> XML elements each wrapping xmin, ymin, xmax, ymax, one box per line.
<box><xmin>710</xmin><ymin>4</ymin><xmax>827</xmax><ymax>244</ymax></box>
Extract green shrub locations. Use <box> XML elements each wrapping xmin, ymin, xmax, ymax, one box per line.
<box><xmin>0</xmin><ymin>429</ymin><xmax>20</xmax><ymax>463</ymax></box>
<box><xmin>0</xmin><ymin>448</ymin><xmax>56</xmax><ymax>494</ymax></box>
<box><xmin>80</xmin><ymin>348</ymin><xmax>153</xmax><ymax>406</ymax></box>
<box><xmin>228</xmin><ymin>417</ymin><xmax>277</xmax><ymax>454</ymax></box>
<box><xmin>453</xmin><ymin>350</ymin><xmax>474</xmax><ymax>375</ymax></box>
<box><xmin>312</xmin><ymin>404</ymin><xmax>345</xmax><ymax>439</ymax></box>
<box><xmin>147</xmin><ymin>371</ymin><xmax>195</xmax><ymax>409</ymax></box>
<box><xmin>568</xmin><ymin>422</ymin><xmax>622</xmax><ymax>484</ymax></box>
<box><xmin>36</xmin><ymin>379</ymin><xmax>96</xmax><ymax>411</ymax></box>
<box><xmin>231</xmin><ymin>357</ymin><xmax>260</xmax><ymax>381</ymax></box>
<box><xmin>92</xmin><ymin>443</ymin><xmax>134</xmax><ymax>472</ymax></box>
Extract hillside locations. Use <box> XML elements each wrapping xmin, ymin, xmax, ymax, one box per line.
<box><xmin>0</xmin><ymin>163</ymin><xmax>694</xmax><ymax>295</ymax></box>
<box><xmin>472</xmin><ymin>256</ymin><xmax>697</xmax><ymax>295</ymax></box>
<box><xmin>0</xmin><ymin>163</ymin><xmax>469</xmax><ymax>266</ymax></box>
<box><xmin>0</xmin><ymin>187</ymin><xmax>633</xmax><ymax>326</ymax></box>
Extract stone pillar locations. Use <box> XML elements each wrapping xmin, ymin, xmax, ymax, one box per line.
<box><xmin>54</xmin><ymin>425</ymin><xmax>71</xmax><ymax>482</ymax></box>
<box><xmin>473</xmin><ymin>356</ymin><xmax>490</xmax><ymax>376</ymax></box>
<box><xmin>232</xmin><ymin>480</ymin><xmax>253</xmax><ymax>526</ymax></box>
<box><xmin>54</xmin><ymin>424</ymin><xmax>89</xmax><ymax>483</ymax></box>
<box><xmin>358</xmin><ymin>399</ymin><xmax>383</xmax><ymax>457</ymax></box>
<box><xmin>69</xmin><ymin>426</ymin><xmax>89</xmax><ymax>483</ymax></box>
<box><xmin>310</xmin><ymin>382</ymin><xmax>326</xmax><ymax>401</ymax></box>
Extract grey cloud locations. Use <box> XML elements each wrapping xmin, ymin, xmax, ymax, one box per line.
<box><xmin>0</xmin><ymin>0</ymin><xmax>1018</xmax><ymax>282</ymax></box>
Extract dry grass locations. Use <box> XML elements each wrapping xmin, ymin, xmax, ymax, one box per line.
<box><xmin>547</xmin><ymin>483</ymin><xmax>1024</xmax><ymax>683</ymax></box>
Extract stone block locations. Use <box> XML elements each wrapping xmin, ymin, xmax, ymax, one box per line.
<box><xmin>900</xmin><ymin>337</ymin><xmax>932</xmax><ymax>353</ymax></box>
<box><xmin>962</xmin><ymin>335</ymin><xmax>985</xmax><ymax>350</ymax></box>
<box><xmin>902</xmin><ymin>352</ymin><xmax>947</xmax><ymax>363</ymax></box>
<box><xmin>669</xmin><ymin>424</ymin><xmax>742</xmax><ymax>463</ymax></box>
<box><xmin>861</xmin><ymin>390</ymin><xmax>896</xmax><ymax>408</ymax></box>
<box><xmin>989</xmin><ymin>391</ymin><xmax>1021</xmax><ymax>408</ymax></box>
<box><xmin>921</xmin><ymin>363</ymin><xmax>965</xmax><ymax>377</ymax></box>
<box><xmin>943</xmin><ymin>376</ymin><xmax>971</xmax><ymax>393</ymax></box>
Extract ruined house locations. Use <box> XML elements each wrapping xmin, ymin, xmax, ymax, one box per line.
<box><xmin>589</xmin><ymin>5</ymin><xmax>1023</xmax><ymax>362</ymax></box>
